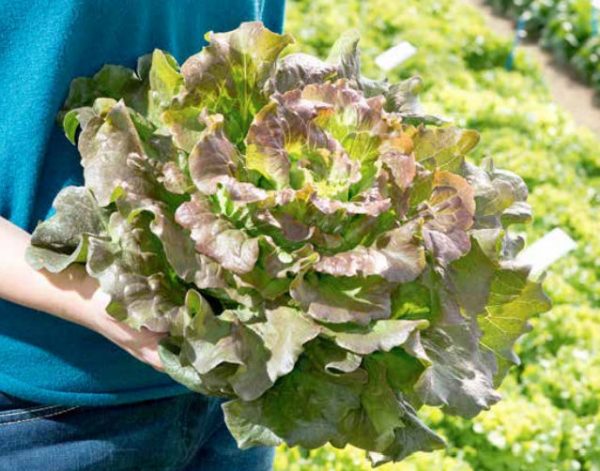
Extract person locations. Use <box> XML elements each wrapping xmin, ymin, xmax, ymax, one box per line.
<box><xmin>0</xmin><ymin>1</ymin><xmax>285</xmax><ymax>469</ymax></box>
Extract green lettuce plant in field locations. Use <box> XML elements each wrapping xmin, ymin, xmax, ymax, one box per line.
<box><xmin>26</xmin><ymin>22</ymin><xmax>550</xmax><ymax>465</ymax></box>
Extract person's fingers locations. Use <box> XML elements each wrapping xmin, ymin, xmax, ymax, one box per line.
<box><xmin>125</xmin><ymin>347</ymin><xmax>164</xmax><ymax>371</ymax></box>
<box><xmin>99</xmin><ymin>321</ymin><xmax>167</xmax><ymax>371</ymax></box>
<box><xmin>140</xmin><ymin>346</ymin><xmax>164</xmax><ymax>372</ymax></box>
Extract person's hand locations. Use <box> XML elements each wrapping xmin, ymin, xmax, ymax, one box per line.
<box><xmin>0</xmin><ymin>216</ymin><xmax>166</xmax><ymax>372</ymax></box>
<box><xmin>81</xmin><ymin>280</ymin><xmax>166</xmax><ymax>372</ymax></box>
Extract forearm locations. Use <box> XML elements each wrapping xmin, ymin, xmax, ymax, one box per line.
<box><xmin>0</xmin><ymin>216</ymin><xmax>105</xmax><ymax>330</ymax></box>
<box><xmin>0</xmin><ymin>216</ymin><xmax>165</xmax><ymax>370</ymax></box>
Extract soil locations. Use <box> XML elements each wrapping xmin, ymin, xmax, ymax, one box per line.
<box><xmin>463</xmin><ymin>0</ymin><xmax>600</xmax><ymax>137</ymax></box>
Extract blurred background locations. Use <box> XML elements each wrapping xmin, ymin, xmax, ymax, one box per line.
<box><xmin>274</xmin><ymin>0</ymin><xmax>600</xmax><ymax>469</ymax></box>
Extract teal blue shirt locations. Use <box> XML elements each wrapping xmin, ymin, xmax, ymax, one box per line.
<box><xmin>0</xmin><ymin>0</ymin><xmax>285</xmax><ymax>406</ymax></box>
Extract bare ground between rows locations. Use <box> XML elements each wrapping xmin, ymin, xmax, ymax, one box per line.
<box><xmin>462</xmin><ymin>0</ymin><xmax>600</xmax><ymax>137</ymax></box>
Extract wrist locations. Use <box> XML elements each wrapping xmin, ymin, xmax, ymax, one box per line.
<box><xmin>85</xmin><ymin>286</ymin><xmax>114</xmax><ymax>332</ymax></box>
<box><xmin>83</xmin><ymin>286</ymin><xmax>140</xmax><ymax>345</ymax></box>
<box><xmin>65</xmin><ymin>272</ymin><xmax>112</xmax><ymax>333</ymax></box>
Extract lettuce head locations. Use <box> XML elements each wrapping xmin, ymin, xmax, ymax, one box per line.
<box><xmin>27</xmin><ymin>22</ymin><xmax>550</xmax><ymax>465</ymax></box>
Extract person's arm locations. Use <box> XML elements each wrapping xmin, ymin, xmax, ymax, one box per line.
<box><xmin>0</xmin><ymin>216</ymin><xmax>164</xmax><ymax>371</ymax></box>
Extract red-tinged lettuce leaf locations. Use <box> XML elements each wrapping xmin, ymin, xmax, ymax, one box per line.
<box><xmin>175</xmin><ymin>193</ymin><xmax>259</xmax><ymax>274</ymax></box>
<box><xmin>379</xmin><ymin>146</ymin><xmax>418</xmax><ymax>217</ymax></box>
<box><xmin>269</xmin><ymin>53</ymin><xmax>337</xmax><ymax>94</ymax></box>
<box><xmin>161</xmin><ymin>106</ymin><xmax>206</xmax><ymax>153</ymax></box>
<box><xmin>390</xmin><ymin>234</ymin><xmax>549</xmax><ymax>418</ymax></box>
<box><xmin>366</xmin><ymin>399</ymin><xmax>445</xmax><ymax>466</ymax></box>
<box><xmin>159</xmin><ymin>290</ymin><xmax>234</xmax><ymax>395</ymax></box>
<box><xmin>128</xmin><ymin>195</ymin><xmax>230</xmax><ymax>295</ymax></box>
<box><xmin>380</xmin><ymin>146</ymin><xmax>417</xmax><ymax>190</ymax></box>
<box><xmin>447</xmin><ymin>236</ymin><xmax>498</xmax><ymax>316</ymax></box>
<box><xmin>85</xmin><ymin>211</ymin><xmax>186</xmax><ymax>332</ymax></box>
<box><xmin>414</xmin><ymin>322</ymin><xmax>501</xmax><ymax>418</ymax></box>
<box><xmin>394</xmin><ymin>275</ymin><xmax>502</xmax><ymax>418</ymax></box>
<box><xmin>290</xmin><ymin>272</ymin><xmax>393</xmax><ymax>325</ymax></box>
<box><xmin>243</xmin><ymin>187</ymin><xmax>392</xmax><ymax>257</ymax></box>
<box><xmin>27</xmin><ymin>186</ymin><xmax>108</xmax><ymax>272</ymax></box>
<box><xmin>446</xmin><ymin>234</ymin><xmax>550</xmax><ymax>383</ymax></box>
<box><xmin>325</xmin><ymin>30</ymin><xmax>445</xmax><ymax>125</ymax></box>
<box><xmin>246</xmin><ymin>80</ymin><xmax>393</xmax><ymax>195</ymax></box>
<box><xmin>314</xmin><ymin>221</ymin><xmax>425</xmax><ymax>282</ymax></box>
<box><xmin>77</xmin><ymin>100</ymin><xmax>153</xmax><ymax>206</ymax></box>
<box><xmin>234</xmin><ymin>239</ymin><xmax>318</xmax><ymax>300</ymax></box>
<box><xmin>245</xmin><ymin>90</ymin><xmax>344</xmax><ymax>189</ymax></box>
<box><xmin>179</xmin><ymin>22</ymin><xmax>293</xmax><ymax>144</ymax></box>
<box><xmin>128</xmin><ymin>201</ymin><xmax>205</xmax><ymax>284</ymax></box>
<box><xmin>188</xmin><ymin>113</ymin><xmax>240</xmax><ymax>194</ymax></box>
<box><xmin>394</xmin><ymin>262</ymin><xmax>499</xmax><ymax>417</ymax></box>
<box><xmin>73</xmin><ymin>98</ymin><xmax>191</xmax><ymax>214</ymax></box>
<box><xmin>326</xmin><ymin>30</ymin><xmax>362</xmax><ymax>86</ymax></box>
<box><xmin>422</xmin><ymin>171</ymin><xmax>475</xmax><ymax>266</ymax></box>
<box><xmin>360</xmin><ymin>358</ymin><xmax>445</xmax><ymax>462</ymax></box>
<box><xmin>309</xmin><ymin>191</ymin><xmax>391</xmax><ymax>216</ymax></box>
<box><xmin>222</xmin><ymin>342</ymin><xmax>369</xmax><ymax>449</ymax></box>
<box><xmin>298</xmin><ymin>82</ymin><xmax>390</xmax><ymax>166</ymax></box>
<box><xmin>392</xmin><ymin>265</ymin><xmax>502</xmax><ymax>418</ymax></box>
<box><xmin>464</xmin><ymin>159</ymin><xmax>532</xmax><ymax>229</ymax></box>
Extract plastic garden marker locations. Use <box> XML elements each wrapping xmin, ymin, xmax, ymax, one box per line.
<box><xmin>375</xmin><ymin>41</ymin><xmax>418</xmax><ymax>70</ymax></box>
<box><xmin>516</xmin><ymin>228</ymin><xmax>577</xmax><ymax>279</ymax></box>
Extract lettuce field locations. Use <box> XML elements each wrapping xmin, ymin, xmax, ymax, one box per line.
<box><xmin>275</xmin><ymin>0</ymin><xmax>600</xmax><ymax>469</ymax></box>
<box><xmin>485</xmin><ymin>0</ymin><xmax>600</xmax><ymax>94</ymax></box>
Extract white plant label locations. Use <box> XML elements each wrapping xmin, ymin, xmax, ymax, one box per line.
<box><xmin>516</xmin><ymin>228</ymin><xmax>577</xmax><ymax>278</ymax></box>
<box><xmin>375</xmin><ymin>41</ymin><xmax>417</xmax><ymax>71</ymax></box>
